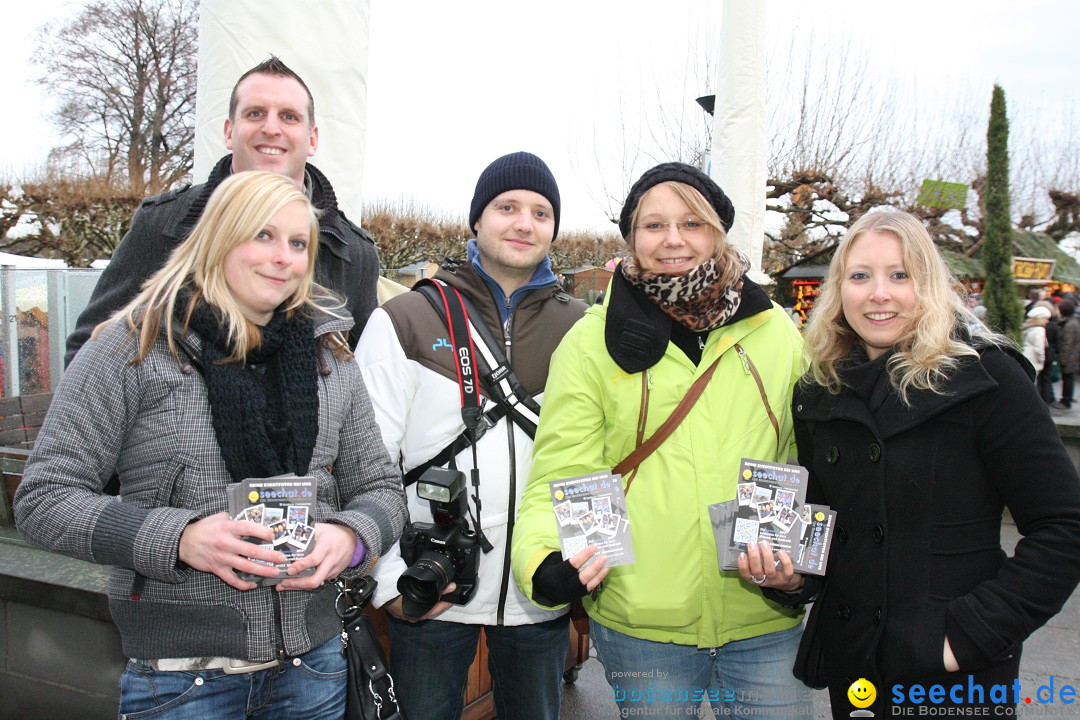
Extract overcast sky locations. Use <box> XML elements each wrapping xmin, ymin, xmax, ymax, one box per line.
<box><xmin>2</xmin><ymin>0</ymin><xmax>1078</xmax><ymax>233</ymax></box>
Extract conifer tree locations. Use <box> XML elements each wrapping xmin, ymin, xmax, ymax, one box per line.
<box><xmin>982</xmin><ymin>84</ymin><xmax>1022</xmax><ymax>341</ymax></box>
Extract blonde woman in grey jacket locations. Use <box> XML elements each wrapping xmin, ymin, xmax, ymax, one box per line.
<box><xmin>14</xmin><ymin>171</ymin><xmax>407</xmax><ymax>720</ymax></box>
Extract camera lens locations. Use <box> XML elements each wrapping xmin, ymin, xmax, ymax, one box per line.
<box><xmin>398</xmin><ymin>551</ymin><xmax>456</xmax><ymax>617</ymax></box>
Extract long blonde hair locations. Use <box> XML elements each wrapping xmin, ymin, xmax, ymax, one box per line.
<box><xmin>96</xmin><ymin>171</ymin><xmax>322</xmax><ymax>364</ymax></box>
<box><xmin>803</xmin><ymin>210</ymin><xmax>1007</xmax><ymax>404</ymax></box>
<box><xmin>626</xmin><ymin>181</ymin><xmax>744</xmax><ymax>288</ymax></box>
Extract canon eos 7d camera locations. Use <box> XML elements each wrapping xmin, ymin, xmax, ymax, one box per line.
<box><xmin>398</xmin><ymin>466</ymin><xmax>481</xmax><ymax>618</ymax></box>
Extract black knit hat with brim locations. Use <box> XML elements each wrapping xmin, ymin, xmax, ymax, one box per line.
<box><xmin>469</xmin><ymin>151</ymin><xmax>561</xmax><ymax>240</ymax></box>
<box><xmin>618</xmin><ymin>162</ymin><xmax>735</xmax><ymax>239</ymax></box>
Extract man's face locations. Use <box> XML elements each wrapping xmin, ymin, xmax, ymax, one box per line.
<box><xmin>473</xmin><ymin>190</ymin><xmax>555</xmax><ymax>289</ymax></box>
<box><xmin>225</xmin><ymin>73</ymin><xmax>317</xmax><ymax>185</ymax></box>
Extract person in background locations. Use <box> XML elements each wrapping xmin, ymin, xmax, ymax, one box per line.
<box><xmin>15</xmin><ymin>171</ymin><xmax>406</xmax><ymax>719</ymax></box>
<box><xmin>970</xmin><ymin>304</ymin><xmax>988</xmax><ymax>332</ymax></box>
<box><xmin>355</xmin><ymin>152</ymin><xmax>587</xmax><ymax>720</ymax></box>
<box><xmin>1022</xmin><ymin>305</ymin><xmax>1051</xmax><ymax>378</ymax></box>
<box><xmin>741</xmin><ymin>210</ymin><xmax>1080</xmax><ymax>717</ymax></box>
<box><xmin>66</xmin><ymin>55</ymin><xmax>380</xmax><ymax>363</ymax></box>
<box><xmin>513</xmin><ymin>162</ymin><xmax>810</xmax><ymax>718</ymax></box>
<box><xmin>1054</xmin><ymin>299</ymin><xmax>1080</xmax><ymax>409</ymax></box>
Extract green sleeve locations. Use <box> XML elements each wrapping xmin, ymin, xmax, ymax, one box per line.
<box><xmin>511</xmin><ymin>319</ymin><xmax>610</xmax><ymax>609</ymax></box>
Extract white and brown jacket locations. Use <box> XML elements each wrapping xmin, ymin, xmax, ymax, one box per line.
<box><xmin>356</xmin><ymin>256</ymin><xmax>585</xmax><ymax>625</ymax></box>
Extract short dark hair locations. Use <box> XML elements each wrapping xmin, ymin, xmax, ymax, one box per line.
<box><xmin>228</xmin><ymin>55</ymin><xmax>315</xmax><ymax>125</ymax></box>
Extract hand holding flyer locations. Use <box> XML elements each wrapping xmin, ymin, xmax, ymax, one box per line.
<box><xmin>711</xmin><ymin>458</ymin><xmax>835</xmax><ymax>576</ymax></box>
<box><xmin>549</xmin><ymin>470</ymin><xmax>635</xmax><ymax>567</ymax></box>
<box><xmin>227</xmin><ymin>474</ymin><xmax>318</xmax><ymax>586</ymax></box>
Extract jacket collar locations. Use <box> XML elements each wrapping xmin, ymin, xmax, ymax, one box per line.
<box><xmin>434</xmin><ymin>259</ymin><xmax>569</xmax><ymax>334</ymax></box>
<box><xmin>603</xmin><ymin>264</ymin><xmax>774</xmax><ymax>374</ymax></box>
<box><xmin>465</xmin><ymin>239</ymin><xmax>558</xmax><ymax>323</ymax></box>
<box><xmin>167</xmin><ymin>155</ymin><xmax>352</xmax><ymax>260</ymax></box>
<box><xmin>794</xmin><ymin>345</ymin><xmax>1018</xmax><ymax>439</ymax></box>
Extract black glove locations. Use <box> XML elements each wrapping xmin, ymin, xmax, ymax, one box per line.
<box><xmin>531</xmin><ymin>551</ymin><xmax>589</xmax><ymax>606</ymax></box>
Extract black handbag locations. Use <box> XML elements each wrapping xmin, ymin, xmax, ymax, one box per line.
<box><xmin>336</xmin><ymin>576</ymin><xmax>407</xmax><ymax>720</ymax></box>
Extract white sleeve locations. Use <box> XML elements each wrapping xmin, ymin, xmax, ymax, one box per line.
<box><xmin>355</xmin><ymin>307</ymin><xmax>415</xmax><ymax>605</ymax></box>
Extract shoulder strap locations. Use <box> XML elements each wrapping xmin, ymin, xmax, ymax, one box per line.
<box><xmin>415</xmin><ymin>279</ymin><xmax>484</xmax><ymax>431</ymax></box>
<box><xmin>614</xmin><ymin>343</ymin><xmax>781</xmax><ymax>493</ymax></box>
<box><xmin>614</xmin><ymin>355</ymin><xmax>722</xmax><ymax>492</ymax></box>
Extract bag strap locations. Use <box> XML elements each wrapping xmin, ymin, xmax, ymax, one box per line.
<box><xmin>735</xmin><ymin>342</ymin><xmax>781</xmax><ymax>456</ymax></box>
<box><xmin>613</xmin><ymin>355</ymin><xmax>722</xmax><ymax>491</ymax></box>
<box><xmin>612</xmin><ymin>342</ymin><xmax>780</xmax><ymax>493</ymax></box>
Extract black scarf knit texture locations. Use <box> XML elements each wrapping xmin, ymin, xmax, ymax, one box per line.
<box><xmin>183</xmin><ymin>296</ymin><xmax>320</xmax><ymax>482</ymax></box>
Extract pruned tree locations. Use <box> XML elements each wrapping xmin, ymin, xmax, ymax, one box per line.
<box><xmin>35</xmin><ymin>0</ymin><xmax>198</xmax><ymax>195</ymax></box>
<box><xmin>982</xmin><ymin>84</ymin><xmax>1022</xmax><ymax>341</ymax></box>
<box><xmin>362</xmin><ymin>203</ymin><xmax>472</xmax><ymax>271</ymax></box>
<box><xmin>1</xmin><ymin>176</ymin><xmax>141</xmax><ymax>267</ymax></box>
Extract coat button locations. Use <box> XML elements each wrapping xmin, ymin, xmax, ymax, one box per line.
<box><xmin>838</xmin><ymin>526</ymin><xmax>848</xmax><ymax>544</ymax></box>
<box><xmin>873</xmin><ymin>525</ymin><xmax>885</xmax><ymax>543</ymax></box>
<box><xmin>837</xmin><ymin>603</ymin><xmax>852</xmax><ymax>620</ymax></box>
<box><xmin>868</xmin><ymin>443</ymin><xmax>881</xmax><ymax>462</ymax></box>
<box><xmin>826</xmin><ymin>446</ymin><xmax>840</xmax><ymax>464</ymax></box>
<box><xmin>797</xmin><ymin>404</ymin><xmax>803</xmax><ymax>412</ymax></box>
<box><xmin>873</xmin><ymin>608</ymin><xmax>882</xmax><ymax>624</ymax></box>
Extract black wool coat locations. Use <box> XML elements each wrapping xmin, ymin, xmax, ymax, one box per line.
<box><xmin>788</xmin><ymin>345</ymin><xmax>1080</xmax><ymax>716</ymax></box>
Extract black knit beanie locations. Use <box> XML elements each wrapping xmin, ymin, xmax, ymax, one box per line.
<box><xmin>469</xmin><ymin>152</ymin><xmax>561</xmax><ymax>240</ymax></box>
<box><xmin>618</xmin><ymin>162</ymin><xmax>735</xmax><ymax>239</ymax></box>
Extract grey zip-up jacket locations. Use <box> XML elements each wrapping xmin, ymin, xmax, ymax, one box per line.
<box><xmin>16</xmin><ymin>311</ymin><xmax>406</xmax><ymax>662</ymax></box>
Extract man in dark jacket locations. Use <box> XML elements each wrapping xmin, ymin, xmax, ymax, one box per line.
<box><xmin>1055</xmin><ymin>300</ymin><xmax>1080</xmax><ymax>408</ymax></box>
<box><xmin>65</xmin><ymin>56</ymin><xmax>380</xmax><ymax>364</ymax></box>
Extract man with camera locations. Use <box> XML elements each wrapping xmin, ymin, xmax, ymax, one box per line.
<box><xmin>355</xmin><ymin>152</ymin><xmax>586</xmax><ymax>720</ymax></box>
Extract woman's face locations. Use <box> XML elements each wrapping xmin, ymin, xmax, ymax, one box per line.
<box><xmin>223</xmin><ymin>199</ymin><xmax>311</xmax><ymax>325</ymax></box>
<box><xmin>840</xmin><ymin>230</ymin><xmax>916</xmax><ymax>360</ymax></box>
<box><xmin>632</xmin><ymin>184</ymin><xmax>716</xmax><ymax>274</ymax></box>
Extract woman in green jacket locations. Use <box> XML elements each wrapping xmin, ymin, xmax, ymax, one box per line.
<box><xmin>511</xmin><ymin>163</ymin><xmax>809</xmax><ymax>717</ymax></box>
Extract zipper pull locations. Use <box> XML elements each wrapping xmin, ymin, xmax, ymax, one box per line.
<box><xmin>340</xmin><ymin>628</ymin><xmax>349</xmax><ymax>656</ymax></box>
<box><xmin>735</xmin><ymin>344</ymin><xmax>751</xmax><ymax>375</ymax></box>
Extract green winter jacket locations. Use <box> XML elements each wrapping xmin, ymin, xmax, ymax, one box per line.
<box><xmin>511</xmin><ymin>273</ymin><xmax>806</xmax><ymax>648</ymax></box>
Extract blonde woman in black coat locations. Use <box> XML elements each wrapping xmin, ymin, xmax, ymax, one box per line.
<box><xmin>739</xmin><ymin>210</ymin><xmax>1080</xmax><ymax>717</ymax></box>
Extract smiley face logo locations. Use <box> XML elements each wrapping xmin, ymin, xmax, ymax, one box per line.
<box><xmin>847</xmin><ymin>678</ymin><xmax>876</xmax><ymax>709</ymax></box>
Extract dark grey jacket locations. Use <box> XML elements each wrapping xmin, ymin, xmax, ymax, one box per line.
<box><xmin>17</xmin><ymin>311</ymin><xmax>407</xmax><ymax>662</ymax></box>
<box><xmin>64</xmin><ymin>155</ymin><xmax>380</xmax><ymax>364</ymax></box>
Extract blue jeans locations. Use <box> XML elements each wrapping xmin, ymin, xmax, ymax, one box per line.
<box><xmin>591</xmin><ymin>620</ymin><xmax>812</xmax><ymax>718</ymax></box>
<box><xmin>388</xmin><ymin>615</ymin><xmax>569</xmax><ymax>720</ymax></box>
<box><xmin>118</xmin><ymin>636</ymin><xmax>345</xmax><ymax>719</ymax></box>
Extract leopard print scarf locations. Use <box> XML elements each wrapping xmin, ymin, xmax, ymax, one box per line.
<box><xmin>621</xmin><ymin>254</ymin><xmax>750</xmax><ymax>332</ymax></box>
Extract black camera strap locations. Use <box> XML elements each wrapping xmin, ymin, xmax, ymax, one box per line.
<box><xmin>414</xmin><ymin>278</ymin><xmax>495</xmax><ymax>553</ymax></box>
